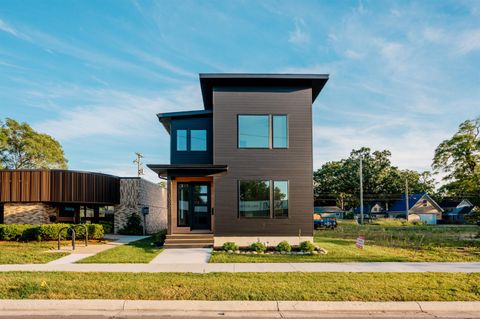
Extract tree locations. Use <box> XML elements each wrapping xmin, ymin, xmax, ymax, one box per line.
<box><xmin>0</xmin><ymin>118</ymin><xmax>67</xmax><ymax>169</ymax></box>
<box><xmin>314</xmin><ymin>147</ymin><xmax>435</xmax><ymax>209</ymax></box>
<box><xmin>432</xmin><ymin>117</ymin><xmax>480</xmax><ymax>205</ymax></box>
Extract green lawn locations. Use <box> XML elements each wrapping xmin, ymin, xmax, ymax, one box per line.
<box><xmin>77</xmin><ymin>234</ymin><xmax>164</xmax><ymax>263</ymax></box>
<box><xmin>210</xmin><ymin>223</ymin><xmax>480</xmax><ymax>263</ymax></box>
<box><xmin>0</xmin><ymin>241</ymin><xmax>69</xmax><ymax>264</ymax></box>
<box><xmin>0</xmin><ymin>272</ymin><xmax>479</xmax><ymax>300</ymax></box>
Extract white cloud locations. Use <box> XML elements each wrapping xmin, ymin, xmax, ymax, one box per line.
<box><xmin>344</xmin><ymin>49</ymin><xmax>363</xmax><ymax>60</ymax></box>
<box><xmin>455</xmin><ymin>29</ymin><xmax>480</xmax><ymax>54</ymax></box>
<box><xmin>0</xmin><ymin>18</ymin><xmax>31</xmax><ymax>41</ymax></box>
<box><xmin>288</xmin><ymin>18</ymin><xmax>310</xmax><ymax>45</ymax></box>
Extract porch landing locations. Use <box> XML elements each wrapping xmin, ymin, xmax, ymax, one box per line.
<box><xmin>164</xmin><ymin>233</ymin><xmax>214</xmax><ymax>249</ymax></box>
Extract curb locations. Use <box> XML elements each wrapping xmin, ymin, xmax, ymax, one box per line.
<box><xmin>1</xmin><ymin>300</ymin><xmax>480</xmax><ymax>313</ymax></box>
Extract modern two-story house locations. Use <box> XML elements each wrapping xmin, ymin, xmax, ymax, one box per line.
<box><xmin>148</xmin><ymin>74</ymin><xmax>328</xmax><ymax>248</ymax></box>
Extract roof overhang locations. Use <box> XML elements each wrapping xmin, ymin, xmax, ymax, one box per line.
<box><xmin>199</xmin><ymin>73</ymin><xmax>329</xmax><ymax>110</ymax></box>
<box><xmin>147</xmin><ymin>164</ymin><xmax>228</xmax><ymax>178</ymax></box>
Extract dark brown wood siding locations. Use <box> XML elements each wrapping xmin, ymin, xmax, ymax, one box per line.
<box><xmin>213</xmin><ymin>87</ymin><xmax>314</xmax><ymax>237</ymax></box>
<box><xmin>0</xmin><ymin>170</ymin><xmax>120</xmax><ymax>204</ymax></box>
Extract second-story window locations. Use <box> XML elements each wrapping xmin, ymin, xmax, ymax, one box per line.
<box><xmin>191</xmin><ymin>130</ymin><xmax>207</xmax><ymax>151</ymax></box>
<box><xmin>273</xmin><ymin>115</ymin><xmax>288</xmax><ymax>148</ymax></box>
<box><xmin>238</xmin><ymin>115</ymin><xmax>269</xmax><ymax>148</ymax></box>
<box><xmin>177</xmin><ymin>130</ymin><xmax>187</xmax><ymax>151</ymax></box>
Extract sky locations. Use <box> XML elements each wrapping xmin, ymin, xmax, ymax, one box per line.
<box><xmin>1</xmin><ymin>0</ymin><xmax>479</xmax><ymax>184</ymax></box>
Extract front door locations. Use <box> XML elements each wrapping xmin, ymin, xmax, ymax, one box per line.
<box><xmin>191</xmin><ymin>183</ymin><xmax>211</xmax><ymax>230</ymax></box>
<box><xmin>177</xmin><ymin>182</ymin><xmax>211</xmax><ymax>230</ymax></box>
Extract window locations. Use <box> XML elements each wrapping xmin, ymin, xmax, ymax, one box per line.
<box><xmin>238</xmin><ymin>115</ymin><xmax>269</xmax><ymax>148</ymax></box>
<box><xmin>191</xmin><ymin>130</ymin><xmax>207</xmax><ymax>151</ymax></box>
<box><xmin>273</xmin><ymin>181</ymin><xmax>288</xmax><ymax>218</ymax></box>
<box><xmin>273</xmin><ymin>115</ymin><xmax>288</xmax><ymax>148</ymax></box>
<box><xmin>239</xmin><ymin>180</ymin><xmax>270</xmax><ymax>218</ymax></box>
<box><xmin>176</xmin><ymin>130</ymin><xmax>187</xmax><ymax>151</ymax></box>
<box><xmin>177</xmin><ymin>183</ymin><xmax>189</xmax><ymax>226</ymax></box>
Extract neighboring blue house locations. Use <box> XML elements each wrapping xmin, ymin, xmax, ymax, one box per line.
<box><xmin>388</xmin><ymin>193</ymin><xmax>443</xmax><ymax>224</ymax></box>
<box><xmin>440</xmin><ymin>199</ymin><xmax>475</xmax><ymax>224</ymax></box>
<box><xmin>314</xmin><ymin>206</ymin><xmax>345</xmax><ymax>219</ymax></box>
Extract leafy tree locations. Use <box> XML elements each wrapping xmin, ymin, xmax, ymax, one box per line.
<box><xmin>432</xmin><ymin>117</ymin><xmax>480</xmax><ymax>205</ymax></box>
<box><xmin>314</xmin><ymin>147</ymin><xmax>435</xmax><ymax>209</ymax></box>
<box><xmin>0</xmin><ymin>118</ymin><xmax>67</xmax><ymax>169</ymax></box>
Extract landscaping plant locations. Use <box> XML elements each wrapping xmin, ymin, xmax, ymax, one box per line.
<box><xmin>276</xmin><ymin>241</ymin><xmax>292</xmax><ymax>252</ymax></box>
<box><xmin>250</xmin><ymin>242</ymin><xmax>266</xmax><ymax>253</ymax></box>
<box><xmin>221</xmin><ymin>242</ymin><xmax>238</xmax><ymax>252</ymax></box>
<box><xmin>299</xmin><ymin>240</ymin><xmax>316</xmax><ymax>253</ymax></box>
<box><xmin>118</xmin><ymin>213</ymin><xmax>143</xmax><ymax>235</ymax></box>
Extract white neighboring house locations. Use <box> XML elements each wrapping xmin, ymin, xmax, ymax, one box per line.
<box><xmin>388</xmin><ymin>193</ymin><xmax>443</xmax><ymax>225</ymax></box>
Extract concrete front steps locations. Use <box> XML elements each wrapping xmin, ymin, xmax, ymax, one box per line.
<box><xmin>164</xmin><ymin>233</ymin><xmax>214</xmax><ymax>249</ymax></box>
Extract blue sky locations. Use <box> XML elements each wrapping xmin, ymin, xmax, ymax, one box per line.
<box><xmin>1</xmin><ymin>0</ymin><xmax>479</xmax><ymax>183</ymax></box>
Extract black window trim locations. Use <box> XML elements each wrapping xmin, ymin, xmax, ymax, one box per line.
<box><xmin>237</xmin><ymin>114</ymin><xmax>271</xmax><ymax>149</ymax></box>
<box><xmin>272</xmin><ymin>114</ymin><xmax>289</xmax><ymax>149</ymax></box>
<box><xmin>237</xmin><ymin>114</ymin><xmax>289</xmax><ymax>150</ymax></box>
<box><xmin>237</xmin><ymin>179</ymin><xmax>290</xmax><ymax>219</ymax></box>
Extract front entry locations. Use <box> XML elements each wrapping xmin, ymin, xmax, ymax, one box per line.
<box><xmin>177</xmin><ymin>182</ymin><xmax>211</xmax><ymax>230</ymax></box>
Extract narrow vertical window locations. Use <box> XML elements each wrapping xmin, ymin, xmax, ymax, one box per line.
<box><xmin>176</xmin><ymin>130</ymin><xmax>187</xmax><ymax>151</ymax></box>
<box><xmin>177</xmin><ymin>183</ymin><xmax>189</xmax><ymax>226</ymax></box>
<box><xmin>273</xmin><ymin>181</ymin><xmax>288</xmax><ymax>218</ymax></box>
<box><xmin>273</xmin><ymin>115</ymin><xmax>288</xmax><ymax>148</ymax></box>
<box><xmin>190</xmin><ymin>130</ymin><xmax>207</xmax><ymax>151</ymax></box>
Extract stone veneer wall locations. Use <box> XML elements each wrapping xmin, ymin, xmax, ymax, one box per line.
<box><xmin>114</xmin><ymin>178</ymin><xmax>167</xmax><ymax>234</ymax></box>
<box><xmin>3</xmin><ymin>202</ymin><xmax>57</xmax><ymax>224</ymax></box>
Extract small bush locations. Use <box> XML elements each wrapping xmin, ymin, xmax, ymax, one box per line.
<box><xmin>0</xmin><ymin>224</ymin><xmax>31</xmax><ymax>241</ymax></box>
<box><xmin>99</xmin><ymin>222</ymin><xmax>113</xmax><ymax>234</ymax></box>
<box><xmin>276</xmin><ymin>241</ymin><xmax>292</xmax><ymax>252</ymax></box>
<box><xmin>222</xmin><ymin>242</ymin><xmax>238</xmax><ymax>251</ymax></box>
<box><xmin>118</xmin><ymin>213</ymin><xmax>143</xmax><ymax>235</ymax></box>
<box><xmin>250</xmin><ymin>242</ymin><xmax>266</xmax><ymax>253</ymax></box>
<box><xmin>151</xmin><ymin>229</ymin><xmax>167</xmax><ymax>246</ymax></box>
<box><xmin>299</xmin><ymin>240</ymin><xmax>315</xmax><ymax>253</ymax></box>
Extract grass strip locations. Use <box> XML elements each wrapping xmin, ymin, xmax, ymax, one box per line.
<box><xmin>0</xmin><ymin>272</ymin><xmax>479</xmax><ymax>301</ymax></box>
<box><xmin>0</xmin><ymin>242</ymin><xmax>69</xmax><ymax>264</ymax></box>
<box><xmin>77</xmin><ymin>235</ymin><xmax>164</xmax><ymax>263</ymax></box>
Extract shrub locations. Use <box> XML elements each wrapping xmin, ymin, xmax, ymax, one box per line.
<box><xmin>250</xmin><ymin>242</ymin><xmax>266</xmax><ymax>253</ymax></box>
<box><xmin>0</xmin><ymin>224</ymin><xmax>32</xmax><ymax>241</ymax></box>
<box><xmin>299</xmin><ymin>240</ymin><xmax>315</xmax><ymax>253</ymax></box>
<box><xmin>0</xmin><ymin>223</ymin><xmax>104</xmax><ymax>241</ymax></box>
<box><xmin>99</xmin><ymin>222</ymin><xmax>113</xmax><ymax>234</ymax></box>
<box><xmin>276</xmin><ymin>241</ymin><xmax>292</xmax><ymax>252</ymax></box>
<box><xmin>118</xmin><ymin>213</ymin><xmax>143</xmax><ymax>235</ymax></box>
<box><xmin>221</xmin><ymin>242</ymin><xmax>238</xmax><ymax>251</ymax></box>
<box><xmin>151</xmin><ymin>229</ymin><xmax>167</xmax><ymax>246</ymax></box>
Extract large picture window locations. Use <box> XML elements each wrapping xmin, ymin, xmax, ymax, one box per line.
<box><xmin>273</xmin><ymin>181</ymin><xmax>288</xmax><ymax>218</ymax></box>
<box><xmin>190</xmin><ymin>130</ymin><xmax>207</xmax><ymax>151</ymax></box>
<box><xmin>176</xmin><ymin>130</ymin><xmax>187</xmax><ymax>151</ymax></box>
<box><xmin>238</xmin><ymin>115</ymin><xmax>270</xmax><ymax>148</ymax></box>
<box><xmin>238</xmin><ymin>180</ymin><xmax>271</xmax><ymax>218</ymax></box>
<box><xmin>273</xmin><ymin>115</ymin><xmax>288</xmax><ymax>148</ymax></box>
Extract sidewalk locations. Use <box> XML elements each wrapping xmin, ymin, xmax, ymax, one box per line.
<box><xmin>48</xmin><ymin>235</ymin><xmax>148</xmax><ymax>265</ymax></box>
<box><xmin>0</xmin><ymin>300</ymin><xmax>479</xmax><ymax>318</ymax></box>
<box><xmin>1</xmin><ymin>262</ymin><xmax>479</xmax><ymax>273</ymax></box>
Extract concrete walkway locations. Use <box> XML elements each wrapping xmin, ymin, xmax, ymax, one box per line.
<box><xmin>1</xmin><ymin>262</ymin><xmax>479</xmax><ymax>273</ymax></box>
<box><xmin>150</xmin><ymin>248</ymin><xmax>212</xmax><ymax>264</ymax></box>
<box><xmin>47</xmin><ymin>235</ymin><xmax>148</xmax><ymax>265</ymax></box>
<box><xmin>1</xmin><ymin>300</ymin><xmax>479</xmax><ymax>318</ymax></box>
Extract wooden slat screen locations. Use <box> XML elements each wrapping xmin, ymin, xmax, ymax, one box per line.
<box><xmin>0</xmin><ymin>170</ymin><xmax>120</xmax><ymax>204</ymax></box>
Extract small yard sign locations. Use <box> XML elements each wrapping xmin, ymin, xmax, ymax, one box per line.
<box><xmin>356</xmin><ymin>235</ymin><xmax>365</xmax><ymax>249</ymax></box>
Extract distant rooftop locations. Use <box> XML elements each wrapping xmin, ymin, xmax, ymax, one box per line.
<box><xmin>199</xmin><ymin>73</ymin><xmax>329</xmax><ymax>109</ymax></box>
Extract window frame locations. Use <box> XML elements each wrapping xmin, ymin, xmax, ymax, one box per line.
<box><xmin>237</xmin><ymin>114</ymin><xmax>271</xmax><ymax>149</ymax></box>
<box><xmin>237</xmin><ymin>179</ymin><xmax>289</xmax><ymax>219</ymax></box>
<box><xmin>190</xmin><ymin>129</ymin><xmax>207</xmax><ymax>151</ymax></box>
<box><xmin>272</xmin><ymin>115</ymin><xmax>289</xmax><ymax>149</ymax></box>
<box><xmin>177</xmin><ymin>182</ymin><xmax>190</xmax><ymax>227</ymax></box>
<box><xmin>176</xmin><ymin>129</ymin><xmax>188</xmax><ymax>152</ymax></box>
<box><xmin>273</xmin><ymin>180</ymin><xmax>289</xmax><ymax>219</ymax></box>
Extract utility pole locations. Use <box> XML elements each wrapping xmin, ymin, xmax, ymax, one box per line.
<box><xmin>359</xmin><ymin>158</ymin><xmax>364</xmax><ymax>225</ymax></box>
<box><xmin>133</xmin><ymin>152</ymin><xmax>144</xmax><ymax>177</ymax></box>
<box><xmin>405</xmin><ymin>178</ymin><xmax>409</xmax><ymax>221</ymax></box>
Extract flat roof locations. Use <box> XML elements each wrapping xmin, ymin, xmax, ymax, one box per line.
<box><xmin>156</xmin><ymin>110</ymin><xmax>212</xmax><ymax>133</ymax></box>
<box><xmin>147</xmin><ymin>164</ymin><xmax>228</xmax><ymax>177</ymax></box>
<box><xmin>199</xmin><ymin>73</ymin><xmax>329</xmax><ymax>109</ymax></box>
